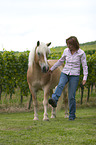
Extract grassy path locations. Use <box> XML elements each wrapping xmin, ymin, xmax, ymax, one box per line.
<box><xmin>0</xmin><ymin>107</ymin><xmax>96</xmax><ymax>145</ymax></box>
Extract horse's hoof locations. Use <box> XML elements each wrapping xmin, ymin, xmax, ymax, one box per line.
<box><xmin>51</xmin><ymin>115</ymin><xmax>56</xmax><ymax>119</ymax></box>
<box><xmin>43</xmin><ymin>118</ymin><xmax>49</xmax><ymax>121</ymax></box>
<box><xmin>65</xmin><ymin>114</ymin><xmax>69</xmax><ymax>118</ymax></box>
<box><xmin>33</xmin><ymin>117</ymin><xmax>39</xmax><ymax>121</ymax></box>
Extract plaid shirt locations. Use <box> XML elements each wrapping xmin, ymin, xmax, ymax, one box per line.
<box><xmin>50</xmin><ymin>48</ymin><xmax>88</xmax><ymax>80</ymax></box>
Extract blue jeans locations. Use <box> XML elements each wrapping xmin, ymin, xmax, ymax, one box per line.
<box><xmin>52</xmin><ymin>72</ymin><xmax>79</xmax><ymax>119</ymax></box>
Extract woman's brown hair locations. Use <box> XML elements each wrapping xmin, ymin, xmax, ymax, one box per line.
<box><xmin>66</xmin><ymin>36</ymin><xmax>79</xmax><ymax>50</ymax></box>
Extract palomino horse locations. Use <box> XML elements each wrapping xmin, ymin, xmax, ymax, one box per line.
<box><xmin>27</xmin><ymin>41</ymin><xmax>68</xmax><ymax>120</ymax></box>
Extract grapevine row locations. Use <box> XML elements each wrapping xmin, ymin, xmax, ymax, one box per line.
<box><xmin>0</xmin><ymin>50</ymin><xmax>96</xmax><ymax>105</ymax></box>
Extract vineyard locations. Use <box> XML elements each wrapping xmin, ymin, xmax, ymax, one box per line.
<box><xmin>0</xmin><ymin>42</ymin><xmax>96</xmax><ymax>110</ymax></box>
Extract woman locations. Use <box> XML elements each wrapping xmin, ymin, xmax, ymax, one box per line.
<box><xmin>48</xmin><ymin>36</ymin><xmax>88</xmax><ymax>120</ymax></box>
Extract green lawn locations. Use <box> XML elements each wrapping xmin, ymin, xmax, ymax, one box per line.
<box><xmin>0</xmin><ymin>107</ymin><xmax>96</xmax><ymax>145</ymax></box>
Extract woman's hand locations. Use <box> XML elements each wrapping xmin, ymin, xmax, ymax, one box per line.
<box><xmin>82</xmin><ymin>80</ymin><xmax>86</xmax><ymax>85</ymax></box>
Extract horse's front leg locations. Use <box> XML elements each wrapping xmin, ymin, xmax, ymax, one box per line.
<box><xmin>33</xmin><ymin>94</ymin><xmax>39</xmax><ymax>121</ymax></box>
<box><xmin>43</xmin><ymin>91</ymin><xmax>49</xmax><ymax>121</ymax></box>
<box><xmin>29</xmin><ymin>85</ymin><xmax>39</xmax><ymax>120</ymax></box>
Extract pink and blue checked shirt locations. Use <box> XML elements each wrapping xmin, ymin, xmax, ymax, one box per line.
<box><xmin>50</xmin><ymin>48</ymin><xmax>88</xmax><ymax>81</ymax></box>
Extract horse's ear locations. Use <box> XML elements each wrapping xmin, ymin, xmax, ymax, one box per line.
<box><xmin>37</xmin><ymin>41</ymin><xmax>40</xmax><ymax>47</ymax></box>
<box><xmin>46</xmin><ymin>42</ymin><xmax>51</xmax><ymax>47</ymax></box>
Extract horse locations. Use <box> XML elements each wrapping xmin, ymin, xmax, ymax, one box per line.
<box><xmin>27</xmin><ymin>41</ymin><xmax>68</xmax><ymax>121</ymax></box>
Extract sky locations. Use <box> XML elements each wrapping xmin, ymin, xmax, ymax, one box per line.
<box><xmin>0</xmin><ymin>0</ymin><xmax>96</xmax><ymax>52</ymax></box>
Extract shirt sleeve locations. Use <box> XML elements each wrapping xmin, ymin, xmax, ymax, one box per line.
<box><xmin>50</xmin><ymin>51</ymin><xmax>66</xmax><ymax>71</ymax></box>
<box><xmin>81</xmin><ymin>52</ymin><xmax>88</xmax><ymax>81</ymax></box>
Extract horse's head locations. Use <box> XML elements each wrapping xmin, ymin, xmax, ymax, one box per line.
<box><xmin>35</xmin><ymin>41</ymin><xmax>51</xmax><ymax>73</ymax></box>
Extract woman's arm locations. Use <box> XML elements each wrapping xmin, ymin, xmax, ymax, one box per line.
<box><xmin>50</xmin><ymin>51</ymin><xmax>66</xmax><ymax>72</ymax></box>
<box><xmin>81</xmin><ymin>52</ymin><xmax>88</xmax><ymax>84</ymax></box>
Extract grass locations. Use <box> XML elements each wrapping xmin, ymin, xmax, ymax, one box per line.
<box><xmin>0</xmin><ymin>107</ymin><xmax>96</xmax><ymax>145</ymax></box>
<box><xmin>0</xmin><ymin>88</ymin><xmax>95</xmax><ymax>145</ymax></box>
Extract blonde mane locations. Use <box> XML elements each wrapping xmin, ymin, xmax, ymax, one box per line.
<box><xmin>28</xmin><ymin>42</ymin><xmax>50</xmax><ymax>67</ymax></box>
<box><xmin>28</xmin><ymin>46</ymin><xmax>35</xmax><ymax>67</ymax></box>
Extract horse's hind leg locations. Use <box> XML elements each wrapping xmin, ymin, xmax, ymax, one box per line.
<box><xmin>51</xmin><ymin>107</ymin><xmax>56</xmax><ymax>118</ymax></box>
<box><xmin>50</xmin><ymin>89</ymin><xmax>56</xmax><ymax>119</ymax></box>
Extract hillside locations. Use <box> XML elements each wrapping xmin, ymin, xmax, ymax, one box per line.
<box><xmin>80</xmin><ymin>41</ymin><xmax>96</xmax><ymax>46</ymax></box>
<box><xmin>51</xmin><ymin>41</ymin><xmax>96</xmax><ymax>52</ymax></box>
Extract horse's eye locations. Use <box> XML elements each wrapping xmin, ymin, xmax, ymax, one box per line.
<box><xmin>38</xmin><ymin>52</ymin><xmax>40</xmax><ymax>56</ymax></box>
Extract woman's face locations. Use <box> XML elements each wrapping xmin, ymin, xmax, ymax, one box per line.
<box><xmin>67</xmin><ymin>43</ymin><xmax>76</xmax><ymax>51</ymax></box>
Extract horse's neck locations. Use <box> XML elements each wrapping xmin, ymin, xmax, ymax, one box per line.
<box><xmin>32</xmin><ymin>61</ymin><xmax>41</xmax><ymax>74</ymax></box>
<box><xmin>28</xmin><ymin>61</ymin><xmax>39</xmax><ymax>72</ymax></box>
